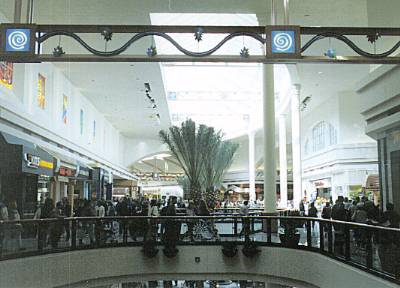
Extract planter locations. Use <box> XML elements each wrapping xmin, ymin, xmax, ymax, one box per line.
<box><xmin>163</xmin><ymin>244</ymin><xmax>179</xmax><ymax>258</ymax></box>
<box><xmin>242</xmin><ymin>241</ymin><xmax>260</xmax><ymax>257</ymax></box>
<box><xmin>221</xmin><ymin>242</ymin><xmax>238</xmax><ymax>257</ymax></box>
<box><xmin>142</xmin><ymin>241</ymin><xmax>159</xmax><ymax>258</ymax></box>
<box><xmin>279</xmin><ymin>232</ymin><xmax>301</xmax><ymax>248</ymax></box>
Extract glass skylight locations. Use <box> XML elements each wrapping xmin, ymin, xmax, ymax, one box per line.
<box><xmin>150</xmin><ymin>13</ymin><xmax>291</xmax><ymax>139</ymax></box>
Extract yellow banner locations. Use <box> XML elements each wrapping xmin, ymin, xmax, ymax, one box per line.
<box><xmin>39</xmin><ymin>160</ymin><xmax>53</xmax><ymax>169</ymax></box>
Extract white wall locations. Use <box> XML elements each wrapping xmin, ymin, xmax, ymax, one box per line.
<box><xmin>0</xmin><ymin>62</ymin><xmax>125</xmax><ymax>168</ymax></box>
<box><xmin>123</xmin><ymin>137</ymin><xmax>167</xmax><ymax>166</ymax></box>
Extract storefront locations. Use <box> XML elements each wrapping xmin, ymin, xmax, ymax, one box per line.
<box><xmin>377</xmin><ymin>128</ymin><xmax>400</xmax><ymax>213</ymax></box>
<box><xmin>91</xmin><ymin>167</ymin><xmax>113</xmax><ymax>200</ymax></box>
<box><xmin>0</xmin><ymin>132</ymin><xmax>53</xmax><ymax>217</ymax></box>
<box><xmin>312</xmin><ymin>178</ymin><xmax>332</xmax><ymax>202</ymax></box>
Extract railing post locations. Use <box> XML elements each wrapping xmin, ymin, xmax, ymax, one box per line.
<box><xmin>37</xmin><ymin>221</ymin><xmax>43</xmax><ymax>252</ymax></box>
<box><xmin>71</xmin><ymin>219</ymin><xmax>77</xmax><ymax>249</ymax></box>
<box><xmin>95</xmin><ymin>219</ymin><xmax>101</xmax><ymax>248</ymax></box>
<box><xmin>319</xmin><ymin>221</ymin><xmax>324</xmax><ymax>252</ymax></box>
<box><xmin>307</xmin><ymin>219</ymin><xmax>312</xmax><ymax>248</ymax></box>
<box><xmin>328</xmin><ymin>222</ymin><xmax>333</xmax><ymax>254</ymax></box>
<box><xmin>123</xmin><ymin>219</ymin><xmax>128</xmax><ymax>244</ymax></box>
<box><xmin>344</xmin><ymin>225</ymin><xmax>351</xmax><ymax>261</ymax></box>
<box><xmin>267</xmin><ymin>218</ymin><xmax>272</xmax><ymax>244</ymax></box>
<box><xmin>366</xmin><ymin>229</ymin><xmax>373</xmax><ymax>269</ymax></box>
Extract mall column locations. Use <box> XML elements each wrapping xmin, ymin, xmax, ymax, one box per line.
<box><xmin>248</xmin><ymin>131</ymin><xmax>256</xmax><ymax>202</ymax></box>
<box><xmin>291</xmin><ymin>84</ymin><xmax>302</xmax><ymax>208</ymax></box>
<box><xmin>278</xmin><ymin>113</ymin><xmax>288</xmax><ymax>208</ymax></box>
<box><xmin>68</xmin><ymin>181</ymin><xmax>75</xmax><ymax>216</ymax></box>
<box><xmin>263</xmin><ymin>63</ymin><xmax>277</xmax><ymax>213</ymax></box>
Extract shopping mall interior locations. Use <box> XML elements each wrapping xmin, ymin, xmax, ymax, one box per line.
<box><xmin>0</xmin><ymin>0</ymin><xmax>400</xmax><ymax>287</ymax></box>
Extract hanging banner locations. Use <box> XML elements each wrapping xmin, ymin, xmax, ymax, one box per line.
<box><xmin>62</xmin><ymin>94</ymin><xmax>68</xmax><ymax>124</ymax></box>
<box><xmin>37</xmin><ymin>73</ymin><xmax>46</xmax><ymax>109</ymax></box>
<box><xmin>0</xmin><ymin>61</ymin><xmax>13</xmax><ymax>90</ymax></box>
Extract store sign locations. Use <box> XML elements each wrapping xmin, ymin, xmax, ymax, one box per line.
<box><xmin>59</xmin><ymin>166</ymin><xmax>76</xmax><ymax>177</ymax></box>
<box><xmin>39</xmin><ymin>160</ymin><xmax>54</xmax><ymax>169</ymax></box>
<box><xmin>314</xmin><ymin>179</ymin><xmax>332</xmax><ymax>188</ymax></box>
<box><xmin>24</xmin><ymin>153</ymin><xmax>40</xmax><ymax>168</ymax></box>
<box><xmin>266</xmin><ymin>26</ymin><xmax>301</xmax><ymax>58</ymax></box>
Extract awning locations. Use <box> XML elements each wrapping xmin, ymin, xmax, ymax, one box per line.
<box><xmin>39</xmin><ymin>146</ymin><xmax>91</xmax><ymax>179</ymax></box>
<box><xmin>0</xmin><ymin>132</ymin><xmax>54</xmax><ymax>176</ymax></box>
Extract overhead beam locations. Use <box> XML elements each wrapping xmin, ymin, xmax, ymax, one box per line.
<box><xmin>26</xmin><ymin>24</ymin><xmax>400</xmax><ymax>36</ymax></box>
<box><xmin>3</xmin><ymin>54</ymin><xmax>400</xmax><ymax>64</ymax></box>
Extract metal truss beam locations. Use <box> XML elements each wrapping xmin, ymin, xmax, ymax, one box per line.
<box><xmin>3</xmin><ymin>54</ymin><xmax>400</xmax><ymax>64</ymax></box>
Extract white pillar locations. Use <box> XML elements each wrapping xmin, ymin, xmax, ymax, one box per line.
<box><xmin>263</xmin><ymin>64</ymin><xmax>277</xmax><ymax>213</ymax></box>
<box><xmin>291</xmin><ymin>84</ymin><xmax>302</xmax><ymax>208</ymax></box>
<box><xmin>279</xmin><ymin>114</ymin><xmax>288</xmax><ymax>208</ymax></box>
<box><xmin>248</xmin><ymin>131</ymin><xmax>256</xmax><ymax>202</ymax></box>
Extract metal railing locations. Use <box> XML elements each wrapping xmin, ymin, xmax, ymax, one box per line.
<box><xmin>0</xmin><ymin>216</ymin><xmax>399</xmax><ymax>284</ymax></box>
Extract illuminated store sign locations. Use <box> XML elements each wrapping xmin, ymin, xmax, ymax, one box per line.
<box><xmin>24</xmin><ymin>153</ymin><xmax>40</xmax><ymax>168</ymax></box>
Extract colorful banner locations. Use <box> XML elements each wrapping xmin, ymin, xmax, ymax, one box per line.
<box><xmin>37</xmin><ymin>73</ymin><xmax>46</xmax><ymax>109</ymax></box>
<box><xmin>62</xmin><ymin>94</ymin><xmax>68</xmax><ymax>124</ymax></box>
<box><xmin>0</xmin><ymin>62</ymin><xmax>13</xmax><ymax>90</ymax></box>
<box><xmin>93</xmin><ymin>120</ymin><xmax>96</xmax><ymax>140</ymax></box>
<box><xmin>80</xmin><ymin>109</ymin><xmax>84</xmax><ymax>135</ymax></box>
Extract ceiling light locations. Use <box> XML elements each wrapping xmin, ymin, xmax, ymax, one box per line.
<box><xmin>318</xmin><ymin>71</ymin><xmax>323</xmax><ymax>74</ymax></box>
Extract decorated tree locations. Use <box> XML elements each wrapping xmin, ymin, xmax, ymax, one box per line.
<box><xmin>159</xmin><ymin>119</ymin><xmax>238</xmax><ymax>206</ymax></box>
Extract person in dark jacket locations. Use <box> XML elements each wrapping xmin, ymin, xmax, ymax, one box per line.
<box><xmin>331</xmin><ymin>196</ymin><xmax>347</xmax><ymax>255</ymax></box>
<box><xmin>378</xmin><ymin>203</ymin><xmax>400</xmax><ymax>276</ymax></box>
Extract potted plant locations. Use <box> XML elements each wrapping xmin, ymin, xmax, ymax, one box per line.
<box><xmin>242</xmin><ymin>240</ymin><xmax>260</xmax><ymax>257</ymax></box>
<box><xmin>163</xmin><ymin>244</ymin><xmax>179</xmax><ymax>258</ymax></box>
<box><xmin>221</xmin><ymin>242</ymin><xmax>238</xmax><ymax>257</ymax></box>
<box><xmin>279</xmin><ymin>210</ymin><xmax>303</xmax><ymax>248</ymax></box>
<box><xmin>142</xmin><ymin>240</ymin><xmax>159</xmax><ymax>258</ymax></box>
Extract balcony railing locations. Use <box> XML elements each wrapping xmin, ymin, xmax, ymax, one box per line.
<box><xmin>0</xmin><ymin>215</ymin><xmax>399</xmax><ymax>284</ymax></box>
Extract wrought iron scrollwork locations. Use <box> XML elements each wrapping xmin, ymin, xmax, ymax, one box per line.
<box><xmin>37</xmin><ymin>31</ymin><xmax>265</xmax><ymax>57</ymax></box>
<box><xmin>301</xmin><ymin>32</ymin><xmax>400</xmax><ymax>58</ymax></box>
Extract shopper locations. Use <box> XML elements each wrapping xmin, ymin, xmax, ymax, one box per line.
<box><xmin>147</xmin><ymin>199</ymin><xmax>159</xmax><ymax>241</ymax></box>
<box><xmin>378</xmin><ymin>203</ymin><xmax>400</xmax><ymax>276</ymax></box>
<box><xmin>299</xmin><ymin>199</ymin><xmax>305</xmax><ymax>216</ymax></box>
<box><xmin>239</xmin><ymin>200</ymin><xmax>250</xmax><ymax>240</ymax></box>
<box><xmin>308</xmin><ymin>202</ymin><xmax>318</xmax><ymax>234</ymax></box>
<box><xmin>331</xmin><ymin>196</ymin><xmax>347</xmax><ymax>255</ymax></box>
<box><xmin>5</xmin><ymin>201</ymin><xmax>22</xmax><ymax>252</ymax></box>
<box><xmin>0</xmin><ymin>195</ymin><xmax>8</xmax><ymax>253</ymax></box>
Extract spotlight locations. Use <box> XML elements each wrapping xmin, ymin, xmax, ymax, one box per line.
<box><xmin>144</xmin><ymin>83</ymin><xmax>151</xmax><ymax>92</ymax></box>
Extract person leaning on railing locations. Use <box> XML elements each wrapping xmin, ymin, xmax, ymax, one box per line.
<box><xmin>378</xmin><ymin>203</ymin><xmax>400</xmax><ymax>277</ymax></box>
<box><xmin>331</xmin><ymin>196</ymin><xmax>347</xmax><ymax>256</ymax></box>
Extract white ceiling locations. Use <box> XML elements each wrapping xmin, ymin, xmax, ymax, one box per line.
<box><xmin>1</xmin><ymin>0</ymin><xmax>399</xmax><ymax>158</ymax></box>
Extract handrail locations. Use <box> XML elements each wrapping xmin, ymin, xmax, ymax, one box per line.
<box><xmin>1</xmin><ymin>216</ymin><xmax>399</xmax><ymax>232</ymax></box>
<box><xmin>0</xmin><ymin>215</ymin><xmax>399</xmax><ymax>284</ymax></box>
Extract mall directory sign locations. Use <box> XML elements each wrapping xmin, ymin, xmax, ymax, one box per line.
<box><xmin>266</xmin><ymin>25</ymin><xmax>301</xmax><ymax>59</ymax></box>
<box><xmin>0</xmin><ymin>24</ymin><xmax>36</xmax><ymax>56</ymax></box>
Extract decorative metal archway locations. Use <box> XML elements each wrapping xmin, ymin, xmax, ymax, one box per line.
<box><xmin>1</xmin><ymin>24</ymin><xmax>400</xmax><ymax>63</ymax></box>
